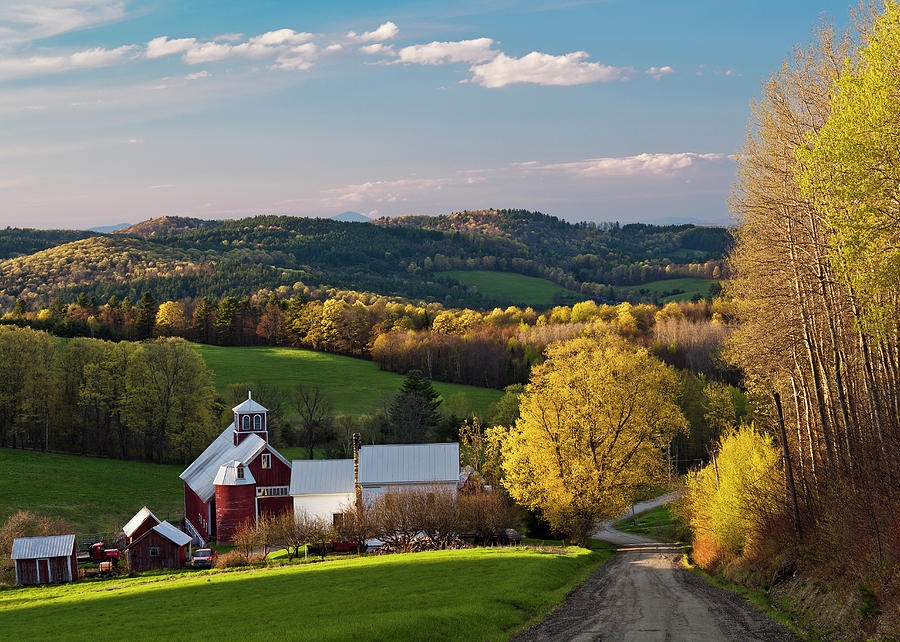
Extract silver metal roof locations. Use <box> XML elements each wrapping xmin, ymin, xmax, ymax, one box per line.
<box><xmin>122</xmin><ymin>506</ymin><xmax>160</xmax><ymax>537</ymax></box>
<box><xmin>214</xmin><ymin>460</ymin><xmax>256</xmax><ymax>486</ymax></box>
<box><xmin>179</xmin><ymin>425</ymin><xmax>267</xmax><ymax>502</ymax></box>
<box><xmin>358</xmin><ymin>443</ymin><xmax>460</xmax><ymax>485</ymax></box>
<box><xmin>152</xmin><ymin>521</ymin><xmax>192</xmax><ymax>547</ymax></box>
<box><xmin>232</xmin><ymin>392</ymin><xmax>268</xmax><ymax>414</ymax></box>
<box><xmin>11</xmin><ymin>534</ymin><xmax>76</xmax><ymax>560</ymax></box>
<box><xmin>290</xmin><ymin>459</ymin><xmax>354</xmax><ymax>495</ymax></box>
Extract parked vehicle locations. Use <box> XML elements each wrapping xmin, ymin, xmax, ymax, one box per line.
<box><xmin>497</xmin><ymin>529</ymin><xmax>522</xmax><ymax>545</ymax></box>
<box><xmin>90</xmin><ymin>542</ymin><xmax>119</xmax><ymax>564</ymax></box>
<box><xmin>192</xmin><ymin>548</ymin><xmax>218</xmax><ymax>568</ymax></box>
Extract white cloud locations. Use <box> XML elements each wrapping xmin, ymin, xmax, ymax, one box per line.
<box><xmin>182</xmin><ymin>41</ymin><xmax>233</xmax><ymax>64</ymax></box>
<box><xmin>325</xmin><ymin>43</ymin><xmax>343</xmax><ymax>52</ymax></box>
<box><xmin>146</xmin><ymin>36</ymin><xmax>196</xmax><ymax>59</ymax></box>
<box><xmin>359</xmin><ymin>43</ymin><xmax>392</xmax><ymax>55</ymax></box>
<box><xmin>326</xmin><ymin>174</ymin><xmax>485</xmax><ymax>204</ymax></box>
<box><xmin>646</xmin><ymin>65</ymin><xmax>674</xmax><ymax>80</ymax></box>
<box><xmin>271</xmin><ymin>43</ymin><xmax>318</xmax><ymax>71</ymax></box>
<box><xmin>184</xmin><ymin>70</ymin><xmax>210</xmax><ymax>80</ymax></box>
<box><xmin>0</xmin><ymin>1</ymin><xmax>128</xmax><ymax>48</ymax></box>
<box><xmin>248</xmin><ymin>29</ymin><xmax>313</xmax><ymax>46</ymax></box>
<box><xmin>396</xmin><ymin>38</ymin><xmax>497</xmax><ymax>65</ymax></box>
<box><xmin>539</xmin><ymin>153</ymin><xmax>728</xmax><ymax>177</ymax></box>
<box><xmin>469</xmin><ymin>51</ymin><xmax>631</xmax><ymax>88</ymax></box>
<box><xmin>214</xmin><ymin>33</ymin><xmax>244</xmax><ymax>42</ymax></box>
<box><xmin>0</xmin><ymin>44</ymin><xmax>137</xmax><ymax>80</ymax></box>
<box><xmin>347</xmin><ymin>21</ymin><xmax>398</xmax><ymax>43</ymax></box>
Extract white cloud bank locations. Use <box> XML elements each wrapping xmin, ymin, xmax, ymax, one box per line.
<box><xmin>347</xmin><ymin>21</ymin><xmax>398</xmax><ymax>43</ymax></box>
<box><xmin>469</xmin><ymin>51</ymin><xmax>629</xmax><ymax>88</ymax></box>
<box><xmin>539</xmin><ymin>153</ymin><xmax>727</xmax><ymax>177</ymax></box>
<box><xmin>0</xmin><ymin>44</ymin><xmax>137</xmax><ymax>80</ymax></box>
<box><xmin>395</xmin><ymin>38</ymin><xmax>497</xmax><ymax>65</ymax></box>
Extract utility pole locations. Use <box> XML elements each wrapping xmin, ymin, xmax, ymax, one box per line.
<box><xmin>773</xmin><ymin>391</ymin><xmax>802</xmax><ymax>539</ymax></box>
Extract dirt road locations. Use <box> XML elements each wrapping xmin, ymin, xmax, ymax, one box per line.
<box><xmin>515</xmin><ymin>496</ymin><xmax>797</xmax><ymax>642</ymax></box>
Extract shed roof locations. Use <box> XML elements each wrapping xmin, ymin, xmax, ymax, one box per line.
<box><xmin>214</xmin><ymin>460</ymin><xmax>256</xmax><ymax>486</ymax></box>
<box><xmin>290</xmin><ymin>459</ymin><xmax>354</xmax><ymax>496</ymax></box>
<box><xmin>358</xmin><ymin>443</ymin><xmax>460</xmax><ymax>485</ymax></box>
<box><xmin>232</xmin><ymin>392</ymin><xmax>268</xmax><ymax>414</ymax></box>
<box><xmin>152</xmin><ymin>521</ymin><xmax>192</xmax><ymax>547</ymax></box>
<box><xmin>11</xmin><ymin>534</ymin><xmax>76</xmax><ymax>560</ymax></box>
<box><xmin>179</xmin><ymin>425</ymin><xmax>267</xmax><ymax>502</ymax></box>
<box><xmin>122</xmin><ymin>506</ymin><xmax>160</xmax><ymax>537</ymax></box>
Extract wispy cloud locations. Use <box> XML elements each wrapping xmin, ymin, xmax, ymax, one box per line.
<box><xmin>537</xmin><ymin>153</ymin><xmax>728</xmax><ymax>176</ymax></box>
<box><xmin>0</xmin><ymin>44</ymin><xmax>137</xmax><ymax>80</ymax></box>
<box><xmin>395</xmin><ymin>38</ymin><xmax>497</xmax><ymax>65</ymax></box>
<box><xmin>0</xmin><ymin>1</ymin><xmax>129</xmax><ymax>48</ymax></box>
<box><xmin>347</xmin><ymin>21</ymin><xmax>398</xmax><ymax>43</ymax></box>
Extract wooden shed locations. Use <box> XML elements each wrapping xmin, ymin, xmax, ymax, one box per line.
<box><xmin>122</xmin><ymin>506</ymin><xmax>160</xmax><ymax>546</ymax></box>
<box><xmin>126</xmin><ymin>521</ymin><xmax>192</xmax><ymax>572</ymax></box>
<box><xmin>11</xmin><ymin>534</ymin><xmax>78</xmax><ymax>585</ymax></box>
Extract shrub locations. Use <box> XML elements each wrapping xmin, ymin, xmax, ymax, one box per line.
<box><xmin>215</xmin><ymin>551</ymin><xmax>250</xmax><ymax>569</ymax></box>
<box><xmin>459</xmin><ymin>491</ymin><xmax>520</xmax><ymax>545</ymax></box>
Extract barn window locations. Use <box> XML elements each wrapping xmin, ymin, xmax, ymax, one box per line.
<box><xmin>254</xmin><ymin>415</ymin><xmax>262</xmax><ymax>430</ymax></box>
<box><xmin>241</xmin><ymin>415</ymin><xmax>250</xmax><ymax>431</ymax></box>
<box><xmin>261</xmin><ymin>454</ymin><xmax>271</xmax><ymax>469</ymax></box>
<box><xmin>149</xmin><ymin>547</ymin><xmax>160</xmax><ymax>557</ymax></box>
<box><xmin>237</xmin><ymin>466</ymin><xmax>244</xmax><ymax>480</ymax></box>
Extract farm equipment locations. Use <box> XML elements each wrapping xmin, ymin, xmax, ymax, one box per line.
<box><xmin>89</xmin><ymin>542</ymin><xmax>120</xmax><ymax>564</ymax></box>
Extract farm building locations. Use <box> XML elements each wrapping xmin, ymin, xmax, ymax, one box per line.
<box><xmin>11</xmin><ymin>534</ymin><xmax>77</xmax><ymax>585</ymax></box>
<box><xmin>122</xmin><ymin>506</ymin><xmax>160</xmax><ymax>545</ymax></box>
<box><xmin>180</xmin><ymin>392</ymin><xmax>292</xmax><ymax>543</ymax></box>
<box><xmin>291</xmin><ymin>441</ymin><xmax>460</xmax><ymax>524</ymax></box>
<box><xmin>126</xmin><ymin>521</ymin><xmax>192</xmax><ymax>572</ymax></box>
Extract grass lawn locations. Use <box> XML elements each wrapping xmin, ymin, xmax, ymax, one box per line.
<box><xmin>436</xmin><ymin>270</ymin><xmax>584</xmax><ymax>308</ymax></box>
<box><xmin>0</xmin><ymin>448</ymin><xmax>183</xmax><ymax>533</ymax></box>
<box><xmin>0</xmin><ymin>547</ymin><xmax>610</xmax><ymax>640</ymax></box>
<box><xmin>194</xmin><ymin>344</ymin><xmax>503</xmax><ymax>418</ymax></box>
<box><xmin>614</xmin><ymin>504</ymin><xmax>689</xmax><ymax>543</ymax></box>
<box><xmin>621</xmin><ymin>277</ymin><xmax>720</xmax><ymax>303</ymax></box>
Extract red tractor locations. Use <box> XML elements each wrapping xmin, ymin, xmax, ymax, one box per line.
<box><xmin>89</xmin><ymin>542</ymin><xmax>120</xmax><ymax>565</ymax></box>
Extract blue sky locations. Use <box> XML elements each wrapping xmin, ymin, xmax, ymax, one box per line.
<box><xmin>0</xmin><ymin>0</ymin><xmax>852</xmax><ymax>229</ymax></box>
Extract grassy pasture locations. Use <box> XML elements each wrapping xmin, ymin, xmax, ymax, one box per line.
<box><xmin>614</xmin><ymin>504</ymin><xmax>689</xmax><ymax>543</ymax></box>
<box><xmin>193</xmin><ymin>344</ymin><xmax>503</xmax><ymax>418</ymax></box>
<box><xmin>622</xmin><ymin>277</ymin><xmax>719</xmax><ymax>303</ymax></box>
<box><xmin>0</xmin><ymin>547</ymin><xmax>609</xmax><ymax>640</ymax></box>
<box><xmin>436</xmin><ymin>270</ymin><xmax>584</xmax><ymax>307</ymax></box>
<box><xmin>0</xmin><ymin>448</ymin><xmax>183</xmax><ymax>533</ymax></box>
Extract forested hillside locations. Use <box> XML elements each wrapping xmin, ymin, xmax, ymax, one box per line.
<box><xmin>0</xmin><ymin>210</ymin><xmax>730</xmax><ymax>310</ymax></box>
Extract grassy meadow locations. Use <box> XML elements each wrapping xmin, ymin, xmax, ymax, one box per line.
<box><xmin>0</xmin><ymin>546</ymin><xmax>610</xmax><ymax>640</ymax></box>
<box><xmin>614</xmin><ymin>504</ymin><xmax>689</xmax><ymax>543</ymax></box>
<box><xmin>622</xmin><ymin>277</ymin><xmax>719</xmax><ymax>303</ymax></box>
<box><xmin>436</xmin><ymin>270</ymin><xmax>584</xmax><ymax>307</ymax></box>
<box><xmin>0</xmin><ymin>448</ymin><xmax>183</xmax><ymax>533</ymax></box>
<box><xmin>194</xmin><ymin>344</ymin><xmax>503</xmax><ymax>419</ymax></box>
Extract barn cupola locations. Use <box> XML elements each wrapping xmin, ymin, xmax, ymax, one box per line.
<box><xmin>232</xmin><ymin>391</ymin><xmax>269</xmax><ymax>446</ymax></box>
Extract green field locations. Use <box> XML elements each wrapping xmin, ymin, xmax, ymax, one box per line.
<box><xmin>436</xmin><ymin>270</ymin><xmax>584</xmax><ymax>307</ymax></box>
<box><xmin>622</xmin><ymin>278</ymin><xmax>720</xmax><ymax>303</ymax></box>
<box><xmin>0</xmin><ymin>448</ymin><xmax>183</xmax><ymax>533</ymax></box>
<box><xmin>194</xmin><ymin>344</ymin><xmax>503</xmax><ymax>418</ymax></box>
<box><xmin>614</xmin><ymin>504</ymin><xmax>689</xmax><ymax>543</ymax></box>
<box><xmin>0</xmin><ymin>546</ymin><xmax>610</xmax><ymax>640</ymax></box>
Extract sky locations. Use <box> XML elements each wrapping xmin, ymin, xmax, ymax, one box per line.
<box><xmin>0</xmin><ymin>0</ymin><xmax>854</xmax><ymax>229</ymax></box>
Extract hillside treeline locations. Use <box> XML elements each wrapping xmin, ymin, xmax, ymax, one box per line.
<box><xmin>684</xmin><ymin>4</ymin><xmax>900</xmax><ymax>634</ymax></box>
<box><xmin>0</xmin><ymin>327</ymin><xmax>219</xmax><ymax>464</ymax></box>
<box><xmin>0</xmin><ymin>211</ymin><xmax>729</xmax><ymax>309</ymax></box>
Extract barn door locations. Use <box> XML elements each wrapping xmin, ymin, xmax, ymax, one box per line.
<box><xmin>37</xmin><ymin>559</ymin><xmax>51</xmax><ymax>583</ymax></box>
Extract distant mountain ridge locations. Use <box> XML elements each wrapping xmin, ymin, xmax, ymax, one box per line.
<box><xmin>331</xmin><ymin>211</ymin><xmax>371</xmax><ymax>223</ymax></box>
<box><xmin>114</xmin><ymin>216</ymin><xmax>220</xmax><ymax>238</ymax></box>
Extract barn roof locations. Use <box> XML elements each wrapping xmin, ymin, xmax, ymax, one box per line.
<box><xmin>179</xmin><ymin>425</ymin><xmax>267</xmax><ymax>502</ymax></box>
<box><xmin>358</xmin><ymin>443</ymin><xmax>460</xmax><ymax>485</ymax></box>
<box><xmin>290</xmin><ymin>459</ymin><xmax>354</xmax><ymax>496</ymax></box>
<box><xmin>11</xmin><ymin>534</ymin><xmax>75</xmax><ymax>560</ymax></box>
<box><xmin>232</xmin><ymin>392</ymin><xmax>267</xmax><ymax>414</ymax></box>
<box><xmin>214</xmin><ymin>460</ymin><xmax>256</xmax><ymax>486</ymax></box>
<box><xmin>127</xmin><ymin>521</ymin><xmax>192</xmax><ymax>549</ymax></box>
<box><xmin>122</xmin><ymin>506</ymin><xmax>160</xmax><ymax>537</ymax></box>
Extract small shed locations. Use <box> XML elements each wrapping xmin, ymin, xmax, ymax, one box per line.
<box><xmin>122</xmin><ymin>506</ymin><xmax>161</xmax><ymax>545</ymax></box>
<box><xmin>11</xmin><ymin>534</ymin><xmax>77</xmax><ymax>585</ymax></box>
<box><xmin>290</xmin><ymin>459</ymin><xmax>355</xmax><ymax>524</ymax></box>
<box><xmin>126</xmin><ymin>521</ymin><xmax>192</xmax><ymax>572</ymax></box>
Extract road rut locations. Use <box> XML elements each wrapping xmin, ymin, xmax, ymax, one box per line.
<box><xmin>515</xmin><ymin>496</ymin><xmax>798</xmax><ymax>642</ymax></box>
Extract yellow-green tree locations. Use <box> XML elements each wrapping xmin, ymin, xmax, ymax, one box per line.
<box><xmin>500</xmin><ymin>334</ymin><xmax>688</xmax><ymax>544</ymax></box>
<box><xmin>154</xmin><ymin>300</ymin><xmax>187</xmax><ymax>336</ymax></box>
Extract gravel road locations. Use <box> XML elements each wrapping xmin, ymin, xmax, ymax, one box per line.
<box><xmin>514</xmin><ymin>495</ymin><xmax>798</xmax><ymax>642</ymax></box>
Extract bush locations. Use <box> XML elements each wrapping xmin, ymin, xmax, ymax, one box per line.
<box><xmin>459</xmin><ymin>491</ymin><xmax>520</xmax><ymax>545</ymax></box>
<box><xmin>215</xmin><ymin>550</ymin><xmax>251</xmax><ymax>569</ymax></box>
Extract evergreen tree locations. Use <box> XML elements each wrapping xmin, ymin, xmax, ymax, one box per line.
<box><xmin>388</xmin><ymin>370</ymin><xmax>442</xmax><ymax>442</ymax></box>
<box><xmin>134</xmin><ymin>292</ymin><xmax>157</xmax><ymax>339</ymax></box>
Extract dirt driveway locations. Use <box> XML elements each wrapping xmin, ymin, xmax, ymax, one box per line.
<box><xmin>514</xmin><ymin>497</ymin><xmax>798</xmax><ymax>642</ymax></box>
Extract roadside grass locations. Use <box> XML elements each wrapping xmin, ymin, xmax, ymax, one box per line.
<box><xmin>0</xmin><ymin>448</ymin><xmax>183</xmax><ymax>533</ymax></box>
<box><xmin>619</xmin><ymin>277</ymin><xmax>719</xmax><ymax>303</ymax></box>
<box><xmin>614</xmin><ymin>504</ymin><xmax>690</xmax><ymax>544</ymax></box>
<box><xmin>435</xmin><ymin>270</ymin><xmax>584</xmax><ymax>307</ymax></box>
<box><xmin>0</xmin><ymin>546</ymin><xmax>607</xmax><ymax>641</ymax></box>
<box><xmin>194</xmin><ymin>344</ymin><xmax>503</xmax><ymax>418</ymax></box>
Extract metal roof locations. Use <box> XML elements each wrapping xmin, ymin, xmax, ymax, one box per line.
<box><xmin>232</xmin><ymin>392</ymin><xmax>268</xmax><ymax>414</ymax></box>
<box><xmin>11</xmin><ymin>534</ymin><xmax>76</xmax><ymax>560</ymax></box>
<box><xmin>358</xmin><ymin>443</ymin><xmax>460</xmax><ymax>485</ymax></box>
<box><xmin>122</xmin><ymin>506</ymin><xmax>160</xmax><ymax>537</ymax></box>
<box><xmin>214</xmin><ymin>460</ymin><xmax>256</xmax><ymax>486</ymax></box>
<box><xmin>290</xmin><ymin>459</ymin><xmax>355</xmax><ymax>495</ymax></box>
<box><xmin>152</xmin><ymin>521</ymin><xmax>192</xmax><ymax>547</ymax></box>
<box><xmin>179</xmin><ymin>425</ymin><xmax>267</xmax><ymax>502</ymax></box>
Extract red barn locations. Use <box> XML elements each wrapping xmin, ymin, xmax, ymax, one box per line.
<box><xmin>126</xmin><ymin>521</ymin><xmax>192</xmax><ymax>572</ymax></box>
<box><xmin>180</xmin><ymin>392</ymin><xmax>292</xmax><ymax>543</ymax></box>
<box><xmin>122</xmin><ymin>506</ymin><xmax>160</xmax><ymax>546</ymax></box>
<box><xmin>11</xmin><ymin>534</ymin><xmax>77</xmax><ymax>585</ymax></box>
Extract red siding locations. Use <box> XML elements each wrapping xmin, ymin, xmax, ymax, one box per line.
<box><xmin>215</xmin><ymin>483</ymin><xmax>256</xmax><ymax>542</ymax></box>
<box><xmin>127</xmin><ymin>531</ymin><xmax>188</xmax><ymax>572</ymax></box>
<box><xmin>258</xmin><ymin>496</ymin><xmax>292</xmax><ymax>518</ymax></box>
<box><xmin>15</xmin><ymin>552</ymin><xmax>76</xmax><ymax>585</ymax></box>
<box><xmin>247</xmin><ymin>447</ymin><xmax>291</xmax><ymax>487</ymax></box>
<box><xmin>127</xmin><ymin>516</ymin><xmax>159</xmax><ymax>545</ymax></box>
<box><xmin>184</xmin><ymin>482</ymin><xmax>212</xmax><ymax>542</ymax></box>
